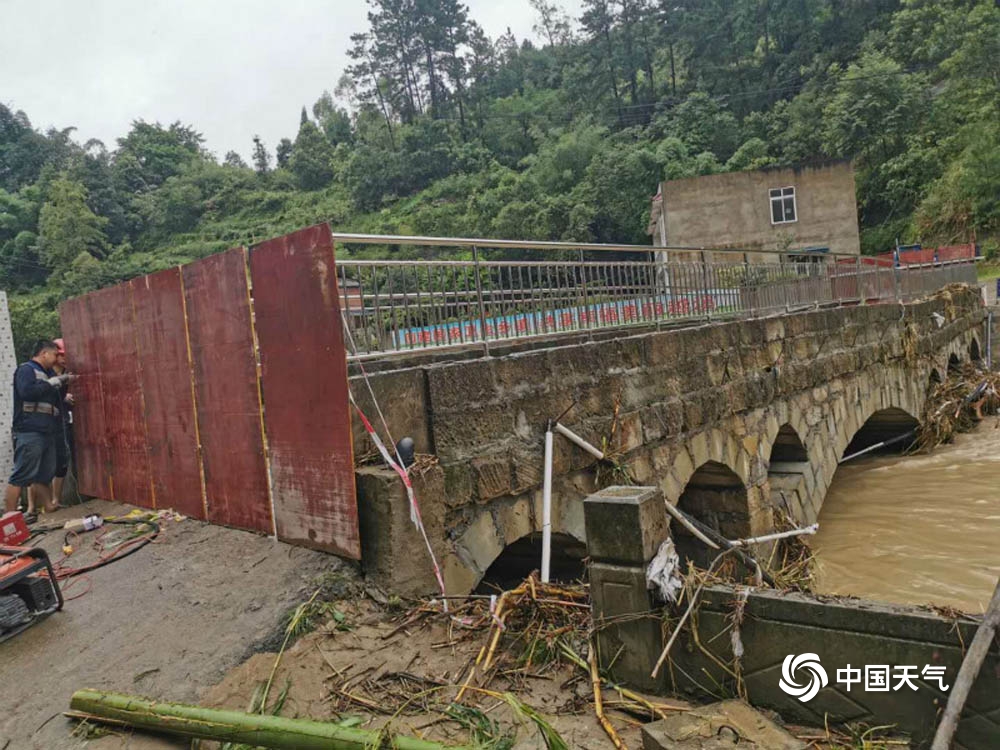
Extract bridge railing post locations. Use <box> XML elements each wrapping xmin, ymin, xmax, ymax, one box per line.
<box><xmin>585</xmin><ymin>485</ymin><xmax>670</xmax><ymax>692</ymax></box>
<box><xmin>780</xmin><ymin>256</ymin><xmax>791</xmax><ymax>313</ymax></box>
<box><xmin>700</xmin><ymin>250</ymin><xmax>712</xmax><ymax>321</ymax></box>
<box><xmin>743</xmin><ymin>251</ymin><xmax>753</xmax><ymax>317</ymax></box>
<box><xmin>472</xmin><ymin>246</ymin><xmax>490</xmax><ymax>356</ymax></box>
<box><xmin>856</xmin><ymin>255</ymin><xmax>864</xmax><ymax>306</ymax></box>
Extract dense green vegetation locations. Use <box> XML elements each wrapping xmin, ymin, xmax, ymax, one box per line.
<box><xmin>2</xmin><ymin>0</ymin><xmax>999</xmax><ymax>353</ymax></box>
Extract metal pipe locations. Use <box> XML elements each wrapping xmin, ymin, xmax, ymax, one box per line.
<box><xmin>729</xmin><ymin>523</ymin><xmax>818</xmax><ymax>547</ymax></box>
<box><xmin>839</xmin><ymin>430</ymin><xmax>915</xmax><ymax>464</ymax></box>
<box><xmin>541</xmin><ymin>423</ymin><xmax>554</xmax><ymax>583</ymax></box>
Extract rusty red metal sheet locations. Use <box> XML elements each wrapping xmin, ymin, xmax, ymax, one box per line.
<box><xmin>88</xmin><ymin>284</ymin><xmax>153</xmax><ymax>507</ymax></box>
<box><xmin>130</xmin><ymin>269</ymin><xmax>205</xmax><ymax>519</ymax></box>
<box><xmin>249</xmin><ymin>223</ymin><xmax>359</xmax><ymax>558</ymax></box>
<box><xmin>59</xmin><ymin>295</ymin><xmax>112</xmax><ymax>499</ymax></box>
<box><xmin>182</xmin><ymin>248</ymin><xmax>273</xmax><ymax>534</ymax></box>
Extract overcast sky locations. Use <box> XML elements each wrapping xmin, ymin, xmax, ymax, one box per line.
<box><xmin>1</xmin><ymin>0</ymin><xmax>583</xmax><ymax>161</ymax></box>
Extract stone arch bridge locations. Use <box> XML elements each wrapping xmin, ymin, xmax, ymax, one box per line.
<box><xmin>354</xmin><ymin>287</ymin><xmax>985</xmax><ymax>595</ymax></box>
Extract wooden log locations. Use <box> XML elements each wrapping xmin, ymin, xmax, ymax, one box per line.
<box><xmin>930</xmin><ymin>578</ymin><xmax>1000</xmax><ymax>750</ymax></box>
<box><xmin>69</xmin><ymin>689</ymin><xmax>463</xmax><ymax>750</ymax></box>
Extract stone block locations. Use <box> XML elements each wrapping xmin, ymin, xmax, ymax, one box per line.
<box><xmin>509</xmin><ymin>444</ymin><xmax>544</xmax><ymax>494</ymax></box>
<box><xmin>590</xmin><ymin>561</ymin><xmax>668</xmax><ymax>693</ymax></box>
<box><xmin>455</xmin><ymin>510</ymin><xmax>503</xmax><ymax>575</ymax></box>
<box><xmin>357</xmin><ymin>465</ymin><xmax>445</xmax><ymax>597</ymax></box>
<box><xmin>689</xmin><ymin>431</ymin><xmax>710</xmax><ymax>468</ymax></box>
<box><xmin>584</xmin><ymin>485</ymin><xmax>669</xmax><ymax>565</ymax></box>
<box><xmin>349</xmin><ymin>368</ymin><xmax>433</xmax><ymax>456</ymax></box>
<box><xmin>442</xmin><ymin>462</ymin><xmax>474</xmax><ymax>508</ymax></box>
<box><xmin>426</xmin><ymin>358</ymin><xmax>496</xmax><ymax>411</ymax></box>
<box><xmin>470</xmin><ymin>453</ymin><xmax>512</xmax><ymax>501</ymax></box>
<box><xmin>496</xmin><ymin>496</ymin><xmax>533</xmax><ymax>545</ymax></box>
<box><xmin>641</xmin><ymin>700</ymin><xmax>806</xmax><ymax>750</ymax></box>
<box><xmin>617</xmin><ymin>410</ymin><xmax>644</xmax><ymax>453</ymax></box>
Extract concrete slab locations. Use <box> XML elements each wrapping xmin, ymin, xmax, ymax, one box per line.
<box><xmin>0</xmin><ymin>498</ymin><xmax>355</xmax><ymax>749</ymax></box>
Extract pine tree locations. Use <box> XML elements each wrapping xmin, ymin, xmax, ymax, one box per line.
<box><xmin>288</xmin><ymin>121</ymin><xmax>336</xmax><ymax>190</ymax></box>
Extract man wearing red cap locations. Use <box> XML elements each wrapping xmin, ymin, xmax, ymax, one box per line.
<box><xmin>52</xmin><ymin>338</ymin><xmax>74</xmax><ymax>506</ymax></box>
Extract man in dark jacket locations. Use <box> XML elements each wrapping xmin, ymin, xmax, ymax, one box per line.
<box><xmin>3</xmin><ymin>340</ymin><xmax>71</xmax><ymax>515</ymax></box>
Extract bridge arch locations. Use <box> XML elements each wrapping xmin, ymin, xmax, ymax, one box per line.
<box><xmin>478</xmin><ymin>531</ymin><xmax>586</xmax><ymax>591</ymax></box>
<box><xmin>674</xmin><ymin>460</ymin><xmax>749</xmax><ymax>568</ymax></box>
<box><xmin>969</xmin><ymin>336</ymin><xmax>982</xmax><ymax>364</ymax></box>
<box><xmin>948</xmin><ymin>352</ymin><xmax>962</xmax><ymax>374</ymax></box>
<box><xmin>841</xmin><ymin>406</ymin><xmax>920</xmax><ymax>460</ymax></box>
<box><xmin>765</xmin><ymin>422</ymin><xmax>812</xmax><ymax>525</ymax></box>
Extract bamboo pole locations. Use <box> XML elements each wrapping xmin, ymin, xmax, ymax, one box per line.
<box><xmin>69</xmin><ymin>689</ymin><xmax>463</xmax><ymax>750</ymax></box>
<box><xmin>589</xmin><ymin>641</ymin><xmax>627</xmax><ymax>750</ymax></box>
<box><xmin>930</xmin><ymin>578</ymin><xmax>1000</xmax><ymax>750</ymax></box>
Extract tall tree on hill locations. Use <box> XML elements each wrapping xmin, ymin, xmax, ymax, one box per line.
<box><xmin>346</xmin><ymin>32</ymin><xmax>398</xmax><ymax>147</ymax></box>
<box><xmin>312</xmin><ymin>92</ymin><xmax>354</xmax><ymax>146</ymax></box>
<box><xmin>113</xmin><ymin>121</ymin><xmax>204</xmax><ymax>193</ymax></box>
<box><xmin>223</xmin><ymin>151</ymin><xmax>249</xmax><ymax>169</ymax></box>
<box><xmin>252</xmin><ymin>135</ymin><xmax>271</xmax><ymax>175</ymax></box>
<box><xmin>530</xmin><ymin>0</ymin><xmax>573</xmax><ymax>47</ymax></box>
<box><xmin>37</xmin><ymin>176</ymin><xmax>108</xmax><ymax>273</ymax></box>
<box><xmin>275</xmin><ymin>138</ymin><xmax>294</xmax><ymax>169</ymax></box>
<box><xmin>580</xmin><ymin>0</ymin><xmax>624</xmax><ymax>122</ymax></box>
<box><xmin>289</xmin><ymin>120</ymin><xmax>336</xmax><ymax>190</ymax></box>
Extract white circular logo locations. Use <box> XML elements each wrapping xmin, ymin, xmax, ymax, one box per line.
<box><xmin>779</xmin><ymin>653</ymin><xmax>828</xmax><ymax>703</ymax></box>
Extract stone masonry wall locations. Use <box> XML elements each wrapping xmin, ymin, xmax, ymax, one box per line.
<box><xmin>353</xmin><ymin>287</ymin><xmax>984</xmax><ymax>596</ymax></box>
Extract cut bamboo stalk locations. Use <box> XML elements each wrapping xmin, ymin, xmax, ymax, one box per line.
<box><xmin>68</xmin><ymin>689</ymin><xmax>462</xmax><ymax>750</ymax></box>
<box><xmin>589</xmin><ymin>640</ymin><xmax>627</xmax><ymax>750</ymax></box>
<box><xmin>930</xmin><ymin>578</ymin><xmax>1000</xmax><ymax>750</ymax></box>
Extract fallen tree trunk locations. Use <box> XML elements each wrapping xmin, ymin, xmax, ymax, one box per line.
<box><xmin>69</xmin><ymin>689</ymin><xmax>464</xmax><ymax>750</ymax></box>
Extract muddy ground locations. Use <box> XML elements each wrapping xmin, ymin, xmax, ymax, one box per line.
<box><xmin>0</xmin><ymin>499</ymin><xmax>353</xmax><ymax>750</ymax></box>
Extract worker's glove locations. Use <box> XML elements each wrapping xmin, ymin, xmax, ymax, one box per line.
<box><xmin>47</xmin><ymin>374</ymin><xmax>71</xmax><ymax>387</ymax></box>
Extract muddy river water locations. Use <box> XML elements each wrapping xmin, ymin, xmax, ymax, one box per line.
<box><xmin>811</xmin><ymin>419</ymin><xmax>1000</xmax><ymax>614</ymax></box>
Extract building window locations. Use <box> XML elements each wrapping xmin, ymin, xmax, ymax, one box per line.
<box><xmin>770</xmin><ymin>186</ymin><xmax>797</xmax><ymax>224</ymax></box>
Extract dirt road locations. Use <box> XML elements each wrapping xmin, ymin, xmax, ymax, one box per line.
<box><xmin>0</xmin><ymin>499</ymin><xmax>354</xmax><ymax>749</ymax></box>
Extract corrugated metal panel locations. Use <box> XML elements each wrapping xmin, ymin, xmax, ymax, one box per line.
<box><xmin>250</xmin><ymin>224</ymin><xmax>359</xmax><ymax>558</ymax></box>
<box><xmin>90</xmin><ymin>284</ymin><xmax>152</xmax><ymax>506</ymax></box>
<box><xmin>182</xmin><ymin>248</ymin><xmax>273</xmax><ymax>534</ymax></box>
<box><xmin>130</xmin><ymin>269</ymin><xmax>206</xmax><ymax>519</ymax></box>
<box><xmin>58</xmin><ymin>295</ymin><xmax>112</xmax><ymax>499</ymax></box>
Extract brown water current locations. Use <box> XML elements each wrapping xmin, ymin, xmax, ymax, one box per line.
<box><xmin>811</xmin><ymin>418</ymin><xmax>1000</xmax><ymax>614</ymax></box>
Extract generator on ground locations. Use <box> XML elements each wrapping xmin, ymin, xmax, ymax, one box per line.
<box><xmin>0</xmin><ymin>543</ymin><xmax>64</xmax><ymax>642</ymax></box>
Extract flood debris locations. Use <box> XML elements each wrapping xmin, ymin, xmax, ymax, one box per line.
<box><xmin>916</xmin><ymin>364</ymin><xmax>999</xmax><ymax>451</ymax></box>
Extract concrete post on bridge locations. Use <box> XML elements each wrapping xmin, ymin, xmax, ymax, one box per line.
<box><xmin>584</xmin><ymin>485</ymin><xmax>670</xmax><ymax>694</ymax></box>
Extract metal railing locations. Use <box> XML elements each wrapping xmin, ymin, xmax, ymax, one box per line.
<box><xmin>331</xmin><ymin>234</ymin><xmax>979</xmax><ymax>358</ymax></box>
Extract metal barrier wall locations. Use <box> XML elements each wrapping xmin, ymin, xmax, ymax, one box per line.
<box><xmin>60</xmin><ymin>224</ymin><xmax>359</xmax><ymax>559</ymax></box>
<box><xmin>332</xmin><ymin>234</ymin><xmax>979</xmax><ymax>358</ymax></box>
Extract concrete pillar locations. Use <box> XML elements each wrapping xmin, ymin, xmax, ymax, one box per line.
<box><xmin>584</xmin><ymin>485</ymin><xmax>669</xmax><ymax>693</ymax></box>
